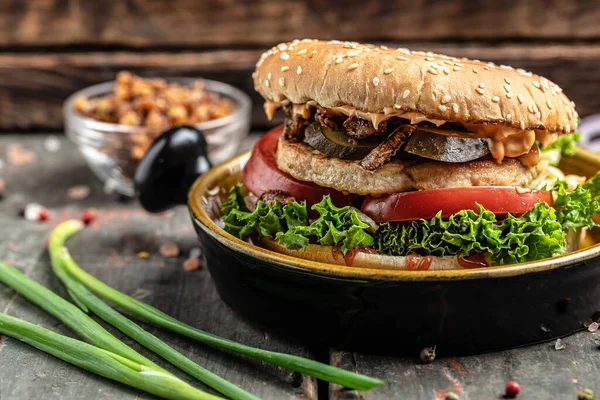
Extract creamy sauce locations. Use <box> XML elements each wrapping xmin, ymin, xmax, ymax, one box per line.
<box><xmin>328</xmin><ymin>105</ymin><xmax>447</xmax><ymax>129</ymax></box>
<box><xmin>268</xmin><ymin>100</ymin><xmax>562</xmax><ymax>164</ymax></box>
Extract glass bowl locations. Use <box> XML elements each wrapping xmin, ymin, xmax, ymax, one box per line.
<box><xmin>63</xmin><ymin>78</ymin><xmax>252</xmax><ymax>196</ymax></box>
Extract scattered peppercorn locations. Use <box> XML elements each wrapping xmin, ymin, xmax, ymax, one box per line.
<box><xmin>81</xmin><ymin>209</ymin><xmax>96</xmax><ymax>225</ymax></box>
<box><xmin>578</xmin><ymin>388</ymin><xmax>596</xmax><ymax>400</ymax></box>
<box><xmin>505</xmin><ymin>381</ymin><xmax>520</xmax><ymax>398</ymax></box>
<box><xmin>38</xmin><ymin>207</ymin><xmax>50</xmax><ymax>221</ymax></box>
<box><xmin>419</xmin><ymin>346</ymin><xmax>436</xmax><ymax>363</ymax></box>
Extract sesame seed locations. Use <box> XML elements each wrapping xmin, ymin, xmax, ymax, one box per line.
<box><xmin>297</xmin><ymin>66</ymin><xmax>303</xmax><ymax>74</ymax></box>
<box><xmin>280</xmin><ymin>52</ymin><xmax>290</xmax><ymax>60</ymax></box>
<box><xmin>394</xmin><ymin>104</ymin><xmax>402</xmax><ymax>109</ymax></box>
<box><xmin>310</xmin><ymin>50</ymin><xmax>317</xmax><ymax>57</ymax></box>
<box><xmin>476</xmin><ymin>88</ymin><xmax>485</xmax><ymax>95</ymax></box>
<box><xmin>426</xmin><ymin>57</ymin><xmax>436</xmax><ymax>61</ymax></box>
<box><xmin>527</xmin><ymin>105</ymin><xmax>534</xmax><ymax>113</ymax></box>
<box><xmin>506</xmin><ymin>92</ymin><xmax>513</xmax><ymax>98</ymax></box>
<box><xmin>396</xmin><ymin>56</ymin><xmax>409</xmax><ymax>61</ymax></box>
<box><xmin>380</xmin><ymin>45</ymin><xmax>388</xmax><ymax>50</ymax></box>
<box><xmin>384</xmin><ymin>68</ymin><xmax>394</xmax><ymax>74</ymax></box>
<box><xmin>264</xmin><ymin>80</ymin><xmax>270</xmax><ymax>88</ymax></box>
<box><xmin>479</xmin><ymin>82</ymin><xmax>486</xmax><ymax>88</ymax></box>
<box><xmin>566</xmin><ymin>123</ymin><xmax>571</xmax><ymax>132</ymax></box>
<box><xmin>562</xmin><ymin>97</ymin><xmax>569</xmax><ymax>105</ymax></box>
<box><xmin>551</xmin><ymin>87</ymin><xmax>556</xmax><ymax>95</ymax></box>
<box><xmin>348</xmin><ymin>63</ymin><xmax>359</xmax><ymax>71</ymax></box>
<box><xmin>438</xmin><ymin>105</ymin><xmax>447</xmax><ymax>112</ymax></box>
<box><xmin>546</xmin><ymin>100</ymin><xmax>553</xmax><ymax>109</ymax></box>
<box><xmin>536</xmin><ymin>111</ymin><xmax>541</xmax><ymax>119</ymax></box>
<box><xmin>520</xmin><ymin>121</ymin><xmax>525</xmax><ymax>130</ymax></box>
<box><xmin>507</xmin><ymin>113</ymin><xmax>512</xmax><ymax>120</ymax></box>
<box><xmin>504</xmin><ymin>77</ymin><xmax>511</xmax><ymax>84</ymax></box>
<box><xmin>484</xmin><ymin>66</ymin><xmax>491</xmax><ymax>71</ymax></box>
<box><xmin>297</xmin><ymin>49</ymin><xmax>307</xmax><ymax>55</ymax></box>
<box><xmin>441</xmin><ymin>94</ymin><xmax>451</xmax><ymax>104</ymax></box>
<box><xmin>403</xmin><ymin>89</ymin><xmax>410</xmax><ymax>98</ymax></box>
<box><xmin>347</xmin><ymin>51</ymin><xmax>359</xmax><ymax>57</ymax></box>
<box><xmin>533</xmin><ymin>104</ymin><xmax>539</xmax><ymax>113</ymax></box>
<box><xmin>473</xmin><ymin>68</ymin><xmax>479</xmax><ymax>74</ymax></box>
<box><xmin>278</xmin><ymin>44</ymin><xmax>288</xmax><ymax>51</ymax></box>
<box><xmin>504</xmin><ymin>84</ymin><xmax>511</xmax><ymax>92</ymax></box>
<box><xmin>452</xmin><ymin>103</ymin><xmax>459</xmax><ymax>113</ymax></box>
<box><xmin>532</xmin><ymin>81</ymin><xmax>540</xmax><ymax>88</ymax></box>
<box><xmin>373</xmin><ymin>76</ymin><xmax>380</xmax><ymax>86</ymax></box>
<box><xmin>453</xmin><ymin>66</ymin><xmax>461</xmax><ymax>71</ymax></box>
<box><xmin>428</xmin><ymin>68</ymin><xmax>438</xmax><ymax>75</ymax></box>
<box><xmin>492</xmin><ymin>96</ymin><xmax>500</xmax><ymax>103</ymax></box>
<box><xmin>267</xmin><ymin>72</ymin><xmax>272</xmax><ymax>80</ymax></box>
<box><xmin>279</xmin><ymin>77</ymin><xmax>285</xmax><ymax>87</ymax></box>
<box><xmin>443</xmin><ymin>68</ymin><xmax>450</xmax><ymax>75</ymax></box>
<box><xmin>335</xmin><ymin>57</ymin><xmax>344</xmax><ymax>64</ymax></box>
<box><xmin>281</xmin><ymin>66</ymin><xmax>290</xmax><ymax>72</ymax></box>
<box><xmin>517</xmin><ymin>94</ymin><xmax>524</xmax><ymax>104</ymax></box>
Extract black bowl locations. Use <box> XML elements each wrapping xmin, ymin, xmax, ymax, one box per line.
<box><xmin>188</xmin><ymin>146</ymin><xmax>600</xmax><ymax>356</ymax></box>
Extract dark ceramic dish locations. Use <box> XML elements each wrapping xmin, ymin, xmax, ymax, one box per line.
<box><xmin>188</xmin><ymin>145</ymin><xmax>600</xmax><ymax>356</ymax></box>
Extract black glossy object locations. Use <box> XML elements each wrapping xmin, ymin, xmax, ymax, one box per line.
<box><xmin>187</xmin><ymin>136</ymin><xmax>600</xmax><ymax>356</ymax></box>
<box><xmin>135</xmin><ymin>125</ymin><xmax>211</xmax><ymax>213</ymax></box>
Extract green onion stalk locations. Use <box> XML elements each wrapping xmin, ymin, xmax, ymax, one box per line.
<box><xmin>52</xmin><ymin>220</ymin><xmax>384</xmax><ymax>391</ymax></box>
<box><xmin>0</xmin><ymin>312</ymin><xmax>222</xmax><ymax>400</ymax></box>
<box><xmin>49</xmin><ymin>229</ymin><xmax>261</xmax><ymax>400</ymax></box>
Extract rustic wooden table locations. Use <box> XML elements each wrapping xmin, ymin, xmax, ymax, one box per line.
<box><xmin>1</xmin><ymin>134</ymin><xmax>599</xmax><ymax>400</ymax></box>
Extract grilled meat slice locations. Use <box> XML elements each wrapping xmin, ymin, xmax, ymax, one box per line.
<box><xmin>360</xmin><ymin>125</ymin><xmax>416</xmax><ymax>170</ymax></box>
<box><xmin>315</xmin><ymin>106</ymin><xmax>343</xmax><ymax>131</ymax></box>
<box><xmin>343</xmin><ymin>116</ymin><xmax>388</xmax><ymax>139</ymax></box>
<box><xmin>259</xmin><ymin>190</ymin><xmax>296</xmax><ymax>206</ymax></box>
<box><xmin>282</xmin><ymin>103</ymin><xmax>307</xmax><ymax>140</ymax></box>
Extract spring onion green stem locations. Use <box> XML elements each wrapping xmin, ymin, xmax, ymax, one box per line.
<box><xmin>50</xmin><ymin>234</ymin><xmax>261</xmax><ymax>400</ymax></box>
<box><xmin>0</xmin><ymin>260</ymin><xmax>166</xmax><ymax>374</ymax></box>
<box><xmin>53</xmin><ymin>220</ymin><xmax>385</xmax><ymax>391</ymax></box>
<box><xmin>0</xmin><ymin>312</ymin><xmax>222</xmax><ymax>400</ymax></box>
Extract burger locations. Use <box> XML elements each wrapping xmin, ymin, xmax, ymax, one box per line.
<box><xmin>222</xmin><ymin>39</ymin><xmax>600</xmax><ymax>270</ymax></box>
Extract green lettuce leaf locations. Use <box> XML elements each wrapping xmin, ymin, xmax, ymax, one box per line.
<box><xmin>222</xmin><ymin>186</ymin><xmax>374</xmax><ymax>254</ymax></box>
<box><xmin>375</xmin><ymin>203</ymin><xmax>565</xmax><ymax>265</ymax></box>
<box><xmin>553</xmin><ymin>179</ymin><xmax>600</xmax><ymax>230</ymax></box>
<box><xmin>222</xmin><ymin>171</ymin><xmax>600</xmax><ymax>265</ymax></box>
<box><xmin>542</xmin><ymin>131</ymin><xmax>581</xmax><ymax>156</ymax></box>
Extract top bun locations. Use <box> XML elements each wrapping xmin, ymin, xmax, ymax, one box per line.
<box><xmin>253</xmin><ymin>39</ymin><xmax>578</xmax><ymax>133</ymax></box>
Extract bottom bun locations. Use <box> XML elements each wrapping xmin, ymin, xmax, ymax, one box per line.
<box><xmin>257</xmin><ymin>238</ymin><xmax>462</xmax><ymax>270</ymax></box>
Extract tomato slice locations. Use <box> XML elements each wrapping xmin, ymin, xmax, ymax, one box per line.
<box><xmin>361</xmin><ymin>187</ymin><xmax>554</xmax><ymax>222</ymax></box>
<box><xmin>242</xmin><ymin>126</ymin><xmax>352</xmax><ymax>208</ymax></box>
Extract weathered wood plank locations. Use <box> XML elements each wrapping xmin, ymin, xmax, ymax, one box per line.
<box><xmin>0</xmin><ymin>135</ymin><xmax>317</xmax><ymax>399</ymax></box>
<box><xmin>329</xmin><ymin>337</ymin><xmax>600</xmax><ymax>400</ymax></box>
<box><xmin>0</xmin><ymin>0</ymin><xmax>598</xmax><ymax>48</ymax></box>
<box><xmin>1</xmin><ymin>43</ymin><xmax>599</xmax><ymax>130</ymax></box>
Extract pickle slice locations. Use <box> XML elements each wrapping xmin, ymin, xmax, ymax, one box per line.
<box><xmin>404</xmin><ymin>130</ymin><xmax>490</xmax><ymax>162</ymax></box>
<box><xmin>303</xmin><ymin>123</ymin><xmax>381</xmax><ymax>160</ymax></box>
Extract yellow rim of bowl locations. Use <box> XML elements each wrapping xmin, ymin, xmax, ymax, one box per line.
<box><xmin>188</xmin><ymin>148</ymin><xmax>600</xmax><ymax>282</ymax></box>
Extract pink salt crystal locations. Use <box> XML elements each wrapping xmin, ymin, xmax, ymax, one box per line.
<box><xmin>43</xmin><ymin>136</ymin><xmax>61</xmax><ymax>152</ymax></box>
<box><xmin>24</xmin><ymin>203</ymin><xmax>43</xmax><ymax>221</ymax></box>
<box><xmin>183</xmin><ymin>256</ymin><xmax>200</xmax><ymax>271</ymax></box>
<box><xmin>159</xmin><ymin>242</ymin><xmax>179</xmax><ymax>258</ymax></box>
<box><xmin>7</xmin><ymin>143</ymin><xmax>35</xmax><ymax>166</ymax></box>
<box><xmin>67</xmin><ymin>185</ymin><xmax>91</xmax><ymax>200</ymax></box>
<box><xmin>588</xmin><ymin>322</ymin><xmax>599</xmax><ymax>333</ymax></box>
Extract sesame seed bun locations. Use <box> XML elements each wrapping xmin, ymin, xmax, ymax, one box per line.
<box><xmin>254</xmin><ymin>39</ymin><xmax>578</xmax><ymax>133</ymax></box>
<box><xmin>257</xmin><ymin>237</ymin><xmax>461</xmax><ymax>270</ymax></box>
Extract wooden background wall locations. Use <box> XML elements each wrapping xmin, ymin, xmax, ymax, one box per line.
<box><xmin>1</xmin><ymin>0</ymin><xmax>599</xmax><ymax>132</ymax></box>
